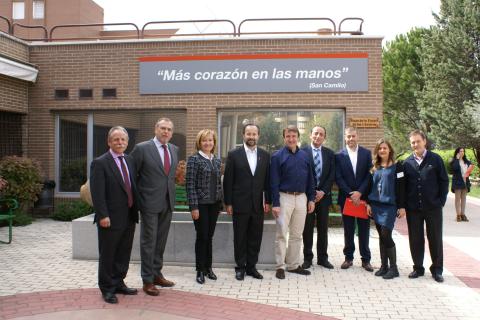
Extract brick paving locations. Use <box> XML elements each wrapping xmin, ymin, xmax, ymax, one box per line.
<box><xmin>0</xmin><ymin>196</ymin><xmax>479</xmax><ymax>320</ymax></box>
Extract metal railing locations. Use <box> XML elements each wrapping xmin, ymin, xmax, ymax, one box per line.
<box><xmin>11</xmin><ymin>22</ymin><xmax>48</xmax><ymax>41</ymax></box>
<box><xmin>142</xmin><ymin>19</ymin><xmax>236</xmax><ymax>38</ymax></box>
<box><xmin>0</xmin><ymin>15</ymin><xmax>365</xmax><ymax>42</ymax></box>
<box><xmin>238</xmin><ymin>18</ymin><xmax>337</xmax><ymax>36</ymax></box>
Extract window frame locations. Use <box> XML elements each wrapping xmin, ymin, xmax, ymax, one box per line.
<box><xmin>32</xmin><ymin>0</ymin><xmax>45</xmax><ymax>19</ymax></box>
<box><xmin>12</xmin><ymin>2</ymin><xmax>25</xmax><ymax>20</ymax></box>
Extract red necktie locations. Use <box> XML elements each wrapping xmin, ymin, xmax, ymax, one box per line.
<box><xmin>162</xmin><ymin>144</ymin><xmax>170</xmax><ymax>175</ymax></box>
<box><xmin>118</xmin><ymin>156</ymin><xmax>133</xmax><ymax>208</ymax></box>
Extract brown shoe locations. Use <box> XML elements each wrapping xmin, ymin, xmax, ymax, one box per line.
<box><xmin>275</xmin><ymin>269</ymin><xmax>285</xmax><ymax>280</ymax></box>
<box><xmin>457</xmin><ymin>215</ymin><xmax>462</xmax><ymax>222</ymax></box>
<box><xmin>341</xmin><ymin>260</ymin><xmax>353</xmax><ymax>269</ymax></box>
<box><xmin>142</xmin><ymin>283</ymin><xmax>160</xmax><ymax>296</ymax></box>
<box><xmin>461</xmin><ymin>214</ymin><xmax>469</xmax><ymax>222</ymax></box>
<box><xmin>154</xmin><ymin>275</ymin><xmax>175</xmax><ymax>287</ymax></box>
<box><xmin>361</xmin><ymin>261</ymin><xmax>374</xmax><ymax>272</ymax></box>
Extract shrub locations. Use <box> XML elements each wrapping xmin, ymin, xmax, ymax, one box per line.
<box><xmin>0</xmin><ymin>156</ymin><xmax>43</xmax><ymax>226</ymax></box>
<box><xmin>52</xmin><ymin>200</ymin><xmax>93</xmax><ymax>221</ymax></box>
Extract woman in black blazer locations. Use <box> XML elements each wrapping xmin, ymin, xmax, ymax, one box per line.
<box><xmin>450</xmin><ymin>147</ymin><xmax>472</xmax><ymax>222</ymax></box>
<box><xmin>186</xmin><ymin>129</ymin><xmax>223</xmax><ymax>284</ymax></box>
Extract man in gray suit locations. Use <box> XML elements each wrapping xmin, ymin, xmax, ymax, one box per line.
<box><xmin>131</xmin><ymin>118</ymin><xmax>178</xmax><ymax>296</ymax></box>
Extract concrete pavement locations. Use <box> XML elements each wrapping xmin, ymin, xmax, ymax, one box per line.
<box><xmin>0</xmin><ymin>196</ymin><xmax>479</xmax><ymax>320</ymax></box>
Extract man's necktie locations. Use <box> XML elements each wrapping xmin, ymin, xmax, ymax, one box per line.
<box><xmin>313</xmin><ymin>148</ymin><xmax>322</xmax><ymax>183</ymax></box>
<box><xmin>118</xmin><ymin>156</ymin><xmax>133</xmax><ymax>208</ymax></box>
<box><xmin>162</xmin><ymin>144</ymin><xmax>170</xmax><ymax>175</ymax></box>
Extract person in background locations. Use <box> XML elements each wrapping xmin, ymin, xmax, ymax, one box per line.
<box><xmin>450</xmin><ymin>147</ymin><xmax>472</xmax><ymax>222</ymax></box>
<box><xmin>366</xmin><ymin>139</ymin><xmax>406</xmax><ymax>280</ymax></box>
<box><xmin>90</xmin><ymin>126</ymin><xmax>139</xmax><ymax>304</ymax></box>
<box><xmin>186</xmin><ymin>129</ymin><xmax>223</xmax><ymax>284</ymax></box>
<box><xmin>403</xmin><ymin>129</ymin><xmax>448</xmax><ymax>283</ymax></box>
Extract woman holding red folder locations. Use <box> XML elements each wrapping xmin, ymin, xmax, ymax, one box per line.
<box><xmin>450</xmin><ymin>147</ymin><xmax>472</xmax><ymax>222</ymax></box>
<box><xmin>366</xmin><ymin>139</ymin><xmax>406</xmax><ymax>279</ymax></box>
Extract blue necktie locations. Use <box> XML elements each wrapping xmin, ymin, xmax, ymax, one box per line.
<box><xmin>313</xmin><ymin>148</ymin><xmax>322</xmax><ymax>183</ymax></box>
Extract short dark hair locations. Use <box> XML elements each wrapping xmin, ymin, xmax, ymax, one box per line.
<box><xmin>282</xmin><ymin>125</ymin><xmax>300</xmax><ymax>138</ymax></box>
<box><xmin>311</xmin><ymin>125</ymin><xmax>327</xmax><ymax>136</ymax></box>
<box><xmin>408</xmin><ymin>129</ymin><xmax>426</xmax><ymax>140</ymax></box>
<box><xmin>242</xmin><ymin>123</ymin><xmax>260</xmax><ymax>135</ymax></box>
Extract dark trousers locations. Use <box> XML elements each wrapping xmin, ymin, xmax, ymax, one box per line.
<box><xmin>233</xmin><ymin>211</ymin><xmax>264</xmax><ymax>272</ymax></box>
<box><xmin>193</xmin><ymin>203</ymin><xmax>220</xmax><ymax>272</ymax></box>
<box><xmin>97</xmin><ymin>222</ymin><xmax>135</xmax><ymax>294</ymax></box>
<box><xmin>375</xmin><ymin>223</ymin><xmax>394</xmax><ymax>249</ymax></box>
<box><xmin>303</xmin><ymin>202</ymin><xmax>329</xmax><ymax>263</ymax></box>
<box><xmin>342</xmin><ymin>214</ymin><xmax>371</xmax><ymax>262</ymax></box>
<box><xmin>406</xmin><ymin>208</ymin><xmax>443</xmax><ymax>275</ymax></box>
<box><xmin>140</xmin><ymin>201</ymin><xmax>172</xmax><ymax>283</ymax></box>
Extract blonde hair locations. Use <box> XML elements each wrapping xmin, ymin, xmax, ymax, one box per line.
<box><xmin>195</xmin><ymin>129</ymin><xmax>217</xmax><ymax>153</ymax></box>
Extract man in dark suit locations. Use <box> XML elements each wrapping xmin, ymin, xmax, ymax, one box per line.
<box><xmin>131</xmin><ymin>118</ymin><xmax>178</xmax><ymax>296</ymax></box>
<box><xmin>335</xmin><ymin>127</ymin><xmax>373</xmax><ymax>271</ymax></box>
<box><xmin>403</xmin><ymin>129</ymin><xmax>448</xmax><ymax>283</ymax></box>
<box><xmin>90</xmin><ymin>126</ymin><xmax>139</xmax><ymax>304</ymax></box>
<box><xmin>301</xmin><ymin>126</ymin><xmax>335</xmax><ymax>270</ymax></box>
<box><xmin>223</xmin><ymin>123</ymin><xmax>271</xmax><ymax>281</ymax></box>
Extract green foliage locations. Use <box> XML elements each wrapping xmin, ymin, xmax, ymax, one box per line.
<box><xmin>258</xmin><ymin>113</ymin><xmax>283</xmax><ymax>153</ymax></box>
<box><xmin>52</xmin><ymin>200</ymin><xmax>93</xmax><ymax>221</ymax></box>
<box><xmin>0</xmin><ymin>156</ymin><xmax>42</xmax><ymax>226</ymax></box>
<box><xmin>420</xmin><ymin>0</ymin><xmax>480</xmax><ymax>165</ymax></box>
<box><xmin>382</xmin><ymin>27</ymin><xmax>431</xmax><ymax>154</ymax></box>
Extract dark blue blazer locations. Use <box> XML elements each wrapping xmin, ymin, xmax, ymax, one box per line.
<box><xmin>335</xmin><ymin>146</ymin><xmax>372</xmax><ymax>208</ymax></box>
<box><xmin>450</xmin><ymin>158</ymin><xmax>471</xmax><ymax>193</ymax></box>
<box><xmin>302</xmin><ymin>145</ymin><xmax>335</xmax><ymax>207</ymax></box>
<box><xmin>403</xmin><ymin>151</ymin><xmax>449</xmax><ymax>211</ymax></box>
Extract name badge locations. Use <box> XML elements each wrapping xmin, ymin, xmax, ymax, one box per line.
<box><xmin>397</xmin><ymin>172</ymin><xmax>404</xmax><ymax>178</ymax></box>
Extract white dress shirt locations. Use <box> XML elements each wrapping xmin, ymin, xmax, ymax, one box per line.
<box><xmin>244</xmin><ymin>143</ymin><xmax>257</xmax><ymax>175</ymax></box>
<box><xmin>347</xmin><ymin>145</ymin><xmax>359</xmax><ymax>176</ymax></box>
<box><xmin>153</xmin><ymin>136</ymin><xmax>171</xmax><ymax>166</ymax></box>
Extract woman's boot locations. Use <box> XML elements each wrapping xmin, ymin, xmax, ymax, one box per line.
<box><xmin>375</xmin><ymin>244</ymin><xmax>388</xmax><ymax>277</ymax></box>
<box><xmin>383</xmin><ymin>246</ymin><xmax>399</xmax><ymax>279</ymax></box>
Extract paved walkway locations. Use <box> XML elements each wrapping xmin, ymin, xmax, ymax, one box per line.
<box><xmin>0</xmin><ymin>196</ymin><xmax>479</xmax><ymax>320</ymax></box>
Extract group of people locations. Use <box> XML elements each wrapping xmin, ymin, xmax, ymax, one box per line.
<box><xmin>90</xmin><ymin>118</ymin><xmax>453</xmax><ymax>305</ymax></box>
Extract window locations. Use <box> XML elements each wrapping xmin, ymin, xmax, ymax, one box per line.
<box><xmin>218</xmin><ymin>109</ymin><xmax>345</xmax><ymax>159</ymax></box>
<box><xmin>79</xmin><ymin>89</ymin><xmax>93</xmax><ymax>99</ymax></box>
<box><xmin>102</xmin><ymin>88</ymin><xmax>117</xmax><ymax>98</ymax></box>
<box><xmin>55</xmin><ymin>89</ymin><xmax>69</xmax><ymax>99</ymax></box>
<box><xmin>32</xmin><ymin>0</ymin><xmax>45</xmax><ymax>19</ymax></box>
<box><xmin>12</xmin><ymin>2</ymin><xmax>25</xmax><ymax>20</ymax></box>
<box><xmin>56</xmin><ymin>110</ymin><xmax>187</xmax><ymax>193</ymax></box>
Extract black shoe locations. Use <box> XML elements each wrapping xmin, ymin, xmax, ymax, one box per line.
<box><xmin>301</xmin><ymin>261</ymin><xmax>312</xmax><ymax>269</ymax></box>
<box><xmin>246</xmin><ymin>269</ymin><xmax>263</xmax><ymax>279</ymax></box>
<box><xmin>275</xmin><ymin>269</ymin><xmax>285</xmax><ymax>279</ymax></box>
<box><xmin>408</xmin><ymin>270</ymin><xmax>425</xmax><ymax>279</ymax></box>
<box><xmin>115</xmin><ymin>286</ymin><xmax>138</xmax><ymax>295</ymax></box>
<box><xmin>235</xmin><ymin>270</ymin><xmax>245</xmax><ymax>281</ymax></box>
<box><xmin>287</xmin><ymin>266</ymin><xmax>311</xmax><ymax>275</ymax></box>
<box><xmin>206</xmin><ymin>268</ymin><xmax>217</xmax><ymax>280</ymax></box>
<box><xmin>102</xmin><ymin>292</ymin><xmax>118</xmax><ymax>304</ymax></box>
<box><xmin>432</xmin><ymin>273</ymin><xmax>444</xmax><ymax>283</ymax></box>
<box><xmin>196</xmin><ymin>271</ymin><xmax>205</xmax><ymax>284</ymax></box>
<box><xmin>383</xmin><ymin>266</ymin><xmax>399</xmax><ymax>279</ymax></box>
<box><xmin>375</xmin><ymin>265</ymin><xmax>388</xmax><ymax>277</ymax></box>
<box><xmin>317</xmin><ymin>260</ymin><xmax>334</xmax><ymax>269</ymax></box>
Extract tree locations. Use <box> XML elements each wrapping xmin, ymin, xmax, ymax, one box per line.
<box><xmin>420</xmin><ymin>0</ymin><xmax>480</xmax><ymax>164</ymax></box>
<box><xmin>382</xmin><ymin>27</ymin><xmax>431</xmax><ymax>154</ymax></box>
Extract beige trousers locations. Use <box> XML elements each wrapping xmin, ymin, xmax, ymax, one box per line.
<box><xmin>275</xmin><ymin>192</ymin><xmax>307</xmax><ymax>270</ymax></box>
<box><xmin>454</xmin><ymin>189</ymin><xmax>467</xmax><ymax>215</ymax></box>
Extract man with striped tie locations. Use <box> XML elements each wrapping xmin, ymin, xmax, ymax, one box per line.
<box><xmin>301</xmin><ymin>126</ymin><xmax>336</xmax><ymax>270</ymax></box>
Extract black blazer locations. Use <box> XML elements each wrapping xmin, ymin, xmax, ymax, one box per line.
<box><xmin>223</xmin><ymin>146</ymin><xmax>271</xmax><ymax>214</ymax></box>
<box><xmin>301</xmin><ymin>145</ymin><xmax>335</xmax><ymax>206</ymax></box>
<box><xmin>335</xmin><ymin>146</ymin><xmax>373</xmax><ymax>208</ymax></box>
<box><xmin>90</xmin><ymin>151</ymin><xmax>139</xmax><ymax>230</ymax></box>
<box><xmin>450</xmin><ymin>158</ymin><xmax>471</xmax><ymax>192</ymax></box>
<box><xmin>403</xmin><ymin>151</ymin><xmax>449</xmax><ymax>211</ymax></box>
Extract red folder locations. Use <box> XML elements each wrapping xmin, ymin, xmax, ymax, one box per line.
<box><xmin>343</xmin><ymin>198</ymin><xmax>369</xmax><ymax>219</ymax></box>
<box><xmin>465</xmin><ymin>165</ymin><xmax>475</xmax><ymax>178</ymax></box>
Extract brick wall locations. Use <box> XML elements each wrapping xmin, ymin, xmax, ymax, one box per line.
<box><xmin>27</xmin><ymin>36</ymin><xmax>383</xmax><ymax>180</ymax></box>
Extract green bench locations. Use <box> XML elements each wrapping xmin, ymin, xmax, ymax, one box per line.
<box><xmin>0</xmin><ymin>198</ymin><xmax>19</xmax><ymax>244</ymax></box>
<box><xmin>174</xmin><ymin>185</ymin><xmax>189</xmax><ymax>212</ymax></box>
